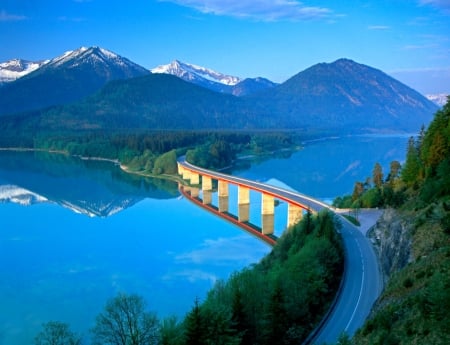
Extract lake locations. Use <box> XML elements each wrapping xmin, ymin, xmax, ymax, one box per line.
<box><xmin>0</xmin><ymin>134</ymin><xmax>410</xmax><ymax>344</ymax></box>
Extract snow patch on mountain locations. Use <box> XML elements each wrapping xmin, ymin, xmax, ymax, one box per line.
<box><xmin>44</xmin><ymin>46</ymin><xmax>134</xmax><ymax>70</ymax></box>
<box><xmin>49</xmin><ymin>47</ymin><xmax>90</xmax><ymax>67</ymax></box>
<box><xmin>0</xmin><ymin>59</ymin><xmax>47</xmax><ymax>83</ymax></box>
<box><xmin>0</xmin><ymin>46</ymin><xmax>133</xmax><ymax>84</ymax></box>
<box><xmin>151</xmin><ymin>60</ymin><xmax>242</xmax><ymax>86</ymax></box>
<box><xmin>426</xmin><ymin>94</ymin><xmax>448</xmax><ymax>107</ymax></box>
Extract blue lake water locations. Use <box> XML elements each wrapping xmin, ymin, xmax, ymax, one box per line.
<box><xmin>0</xmin><ymin>135</ymin><xmax>410</xmax><ymax>344</ymax></box>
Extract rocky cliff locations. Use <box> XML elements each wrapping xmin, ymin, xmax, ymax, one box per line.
<box><xmin>368</xmin><ymin>208</ymin><xmax>414</xmax><ymax>284</ymax></box>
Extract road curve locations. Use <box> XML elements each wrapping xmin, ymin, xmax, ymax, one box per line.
<box><xmin>177</xmin><ymin>157</ymin><xmax>383</xmax><ymax>344</ymax></box>
<box><xmin>311</xmin><ymin>216</ymin><xmax>383</xmax><ymax>344</ymax></box>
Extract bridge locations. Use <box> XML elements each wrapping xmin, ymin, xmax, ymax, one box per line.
<box><xmin>177</xmin><ymin>156</ymin><xmax>382</xmax><ymax>344</ymax></box>
<box><xmin>178</xmin><ymin>157</ymin><xmax>331</xmax><ymax>238</ymax></box>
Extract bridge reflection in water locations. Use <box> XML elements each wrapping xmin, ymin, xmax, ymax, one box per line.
<box><xmin>179</xmin><ymin>184</ymin><xmax>277</xmax><ymax>246</ymax></box>
<box><xmin>177</xmin><ymin>158</ymin><xmax>320</xmax><ymax>246</ymax></box>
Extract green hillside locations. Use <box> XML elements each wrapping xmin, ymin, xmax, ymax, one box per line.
<box><xmin>347</xmin><ymin>99</ymin><xmax>450</xmax><ymax>345</ymax></box>
<box><xmin>0</xmin><ymin>74</ymin><xmax>245</xmax><ymax>131</ymax></box>
<box><xmin>0</xmin><ymin>60</ymin><xmax>438</xmax><ymax>138</ymax></box>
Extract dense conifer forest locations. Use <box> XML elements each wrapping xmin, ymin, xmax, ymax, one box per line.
<box><xmin>335</xmin><ymin>99</ymin><xmax>450</xmax><ymax>345</ymax></box>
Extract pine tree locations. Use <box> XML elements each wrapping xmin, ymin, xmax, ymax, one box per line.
<box><xmin>401</xmin><ymin>136</ymin><xmax>422</xmax><ymax>187</ymax></box>
<box><xmin>184</xmin><ymin>298</ymin><xmax>206</xmax><ymax>345</ymax></box>
<box><xmin>303</xmin><ymin>209</ymin><xmax>314</xmax><ymax>235</ymax></box>
<box><xmin>264</xmin><ymin>283</ymin><xmax>288</xmax><ymax>345</ymax></box>
<box><xmin>372</xmin><ymin>162</ymin><xmax>384</xmax><ymax>188</ymax></box>
<box><xmin>352</xmin><ymin>181</ymin><xmax>365</xmax><ymax>201</ymax></box>
<box><xmin>231</xmin><ymin>288</ymin><xmax>249</xmax><ymax>344</ymax></box>
<box><xmin>387</xmin><ymin>160</ymin><xmax>401</xmax><ymax>185</ymax></box>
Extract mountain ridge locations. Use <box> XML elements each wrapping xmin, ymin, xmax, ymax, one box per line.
<box><xmin>426</xmin><ymin>93</ymin><xmax>449</xmax><ymax>107</ymax></box>
<box><xmin>0</xmin><ymin>48</ymin><xmax>439</xmax><ymax>136</ymax></box>
<box><xmin>151</xmin><ymin>60</ymin><xmax>242</xmax><ymax>86</ymax></box>
<box><xmin>151</xmin><ymin>59</ymin><xmax>278</xmax><ymax>96</ymax></box>
<box><xmin>252</xmin><ymin>58</ymin><xmax>438</xmax><ymax>132</ymax></box>
<box><xmin>0</xmin><ymin>59</ymin><xmax>47</xmax><ymax>84</ymax></box>
<box><xmin>0</xmin><ymin>47</ymin><xmax>150</xmax><ymax>116</ymax></box>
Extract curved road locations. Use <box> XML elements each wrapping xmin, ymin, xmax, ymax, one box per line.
<box><xmin>178</xmin><ymin>157</ymin><xmax>383</xmax><ymax>344</ymax></box>
<box><xmin>312</xmin><ymin>216</ymin><xmax>382</xmax><ymax>344</ymax></box>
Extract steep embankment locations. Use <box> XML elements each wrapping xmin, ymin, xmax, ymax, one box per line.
<box><xmin>352</xmin><ymin>100</ymin><xmax>450</xmax><ymax>345</ymax></box>
<box><xmin>369</xmin><ymin>209</ymin><xmax>413</xmax><ymax>284</ymax></box>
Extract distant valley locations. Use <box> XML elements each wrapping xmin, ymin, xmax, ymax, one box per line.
<box><xmin>0</xmin><ymin>46</ymin><xmax>440</xmax><ymax>139</ymax></box>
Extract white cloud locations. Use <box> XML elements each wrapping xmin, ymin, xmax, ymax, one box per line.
<box><xmin>174</xmin><ymin>235</ymin><xmax>269</xmax><ymax>265</ymax></box>
<box><xmin>0</xmin><ymin>10</ymin><xmax>26</xmax><ymax>22</ymax></box>
<box><xmin>419</xmin><ymin>0</ymin><xmax>450</xmax><ymax>13</ymax></box>
<box><xmin>368</xmin><ymin>25</ymin><xmax>390</xmax><ymax>30</ymax></box>
<box><xmin>389</xmin><ymin>66</ymin><xmax>450</xmax><ymax>74</ymax></box>
<box><xmin>162</xmin><ymin>269</ymin><xmax>218</xmax><ymax>284</ymax></box>
<box><xmin>401</xmin><ymin>43</ymin><xmax>437</xmax><ymax>50</ymax></box>
<box><xmin>389</xmin><ymin>67</ymin><xmax>450</xmax><ymax>94</ymax></box>
<box><xmin>160</xmin><ymin>0</ymin><xmax>333</xmax><ymax>21</ymax></box>
<box><xmin>334</xmin><ymin>160</ymin><xmax>361</xmax><ymax>182</ymax></box>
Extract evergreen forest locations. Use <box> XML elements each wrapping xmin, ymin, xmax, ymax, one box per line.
<box><xmin>335</xmin><ymin>99</ymin><xmax>450</xmax><ymax>345</ymax></box>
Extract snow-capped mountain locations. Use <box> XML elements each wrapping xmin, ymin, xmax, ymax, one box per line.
<box><xmin>0</xmin><ymin>59</ymin><xmax>47</xmax><ymax>84</ymax></box>
<box><xmin>152</xmin><ymin>60</ymin><xmax>242</xmax><ymax>86</ymax></box>
<box><xmin>0</xmin><ymin>46</ymin><xmax>150</xmax><ymax>116</ymax></box>
<box><xmin>38</xmin><ymin>46</ymin><xmax>149</xmax><ymax>76</ymax></box>
<box><xmin>426</xmin><ymin>94</ymin><xmax>448</xmax><ymax>107</ymax></box>
<box><xmin>151</xmin><ymin>60</ymin><xmax>277</xmax><ymax>96</ymax></box>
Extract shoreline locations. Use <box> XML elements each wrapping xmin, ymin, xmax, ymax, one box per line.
<box><xmin>0</xmin><ymin>146</ymin><xmax>189</xmax><ymax>184</ymax></box>
<box><xmin>0</xmin><ymin>145</ymin><xmax>301</xmax><ymax>185</ymax></box>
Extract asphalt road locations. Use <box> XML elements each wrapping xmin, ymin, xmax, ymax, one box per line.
<box><xmin>312</xmin><ymin>216</ymin><xmax>383</xmax><ymax>344</ymax></box>
<box><xmin>178</xmin><ymin>157</ymin><xmax>383</xmax><ymax>344</ymax></box>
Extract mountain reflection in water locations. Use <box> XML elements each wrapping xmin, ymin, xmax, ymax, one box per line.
<box><xmin>0</xmin><ymin>151</ymin><xmax>178</xmax><ymax>217</ymax></box>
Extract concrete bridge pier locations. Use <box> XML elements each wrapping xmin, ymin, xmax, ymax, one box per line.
<box><xmin>190</xmin><ymin>172</ymin><xmax>200</xmax><ymax>185</ymax></box>
<box><xmin>182</xmin><ymin>168</ymin><xmax>190</xmax><ymax>181</ymax></box>
<box><xmin>238</xmin><ymin>186</ymin><xmax>250</xmax><ymax>222</ymax></box>
<box><xmin>288</xmin><ymin>204</ymin><xmax>303</xmax><ymax>228</ymax></box>
<box><xmin>202</xmin><ymin>190</ymin><xmax>212</xmax><ymax>205</ymax></box>
<box><xmin>177</xmin><ymin>164</ymin><xmax>200</xmax><ymax>185</ymax></box>
<box><xmin>201</xmin><ymin>176</ymin><xmax>213</xmax><ymax>205</ymax></box>
<box><xmin>202</xmin><ymin>176</ymin><xmax>213</xmax><ymax>191</ymax></box>
<box><xmin>183</xmin><ymin>186</ymin><xmax>198</xmax><ymax>198</ymax></box>
<box><xmin>218</xmin><ymin>180</ymin><xmax>229</xmax><ymax>213</ymax></box>
<box><xmin>261</xmin><ymin>193</ymin><xmax>275</xmax><ymax>235</ymax></box>
<box><xmin>190</xmin><ymin>187</ymin><xmax>199</xmax><ymax>198</ymax></box>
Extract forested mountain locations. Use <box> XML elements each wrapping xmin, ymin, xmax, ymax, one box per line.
<box><xmin>253</xmin><ymin>58</ymin><xmax>438</xmax><ymax>132</ymax></box>
<box><xmin>0</xmin><ymin>47</ymin><xmax>149</xmax><ymax>116</ymax></box>
<box><xmin>0</xmin><ymin>74</ymin><xmax>260</xmax><ymax>132</ymax></box>
<box><xmin>232</xmin><ymin>77</ymin><xmax>278</xmax><ymax>96</ymax></box>
<box><xmin>0</xmin><ymin>53</ymin><xmax>438</xmax><ymax>136</ymax></box>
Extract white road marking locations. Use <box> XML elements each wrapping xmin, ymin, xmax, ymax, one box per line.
<box><xmin>344</xmin><ymin>238</ymin><xmax>365</xmax><ymax>332</ymax></box>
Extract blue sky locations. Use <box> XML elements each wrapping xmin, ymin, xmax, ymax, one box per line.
<box><xmin>1</xmin><ymin>0</ymin><xmax>449</xmax><ymax>93</ymax></box>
